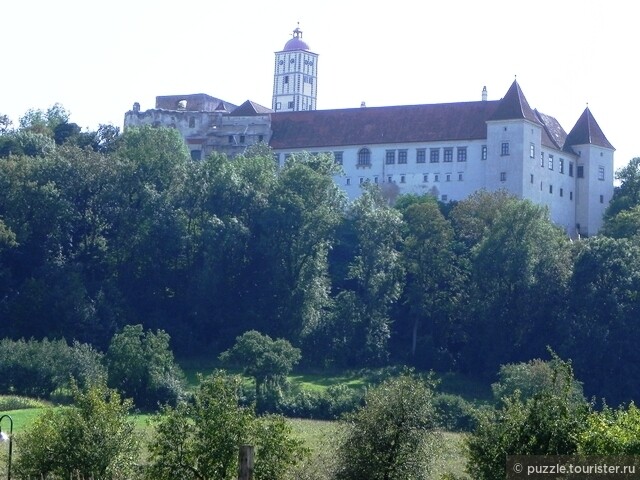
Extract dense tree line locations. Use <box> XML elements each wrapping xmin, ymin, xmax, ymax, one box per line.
<box><xmin>1</xmin><ymin>107</ymin><xmax>640</xmax><ymax>405</ymax></box>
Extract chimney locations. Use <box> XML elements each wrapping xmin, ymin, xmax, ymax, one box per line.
<box><xmin>482</xmin><ymin>86</ymin><xmax>488</xmax><ymax>102</ymax></box>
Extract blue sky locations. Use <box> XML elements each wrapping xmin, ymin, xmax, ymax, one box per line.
<box><xmin>2</xmin><ymin>0</ymin><xmax>637</xmax><ymax>171</ymax></box>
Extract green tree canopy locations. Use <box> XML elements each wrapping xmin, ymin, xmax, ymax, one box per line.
<box><xmin>335</xmin><ymin>370</ymin><xmax>442</xmax><ymax>480</ymax></box>
<box><xmin>145</xmin><ymin>371</ymin><xmax>306</xmax><ymax>480</ymax></box>
<box><xmin>219</xmin><ymin>330</ymin><xmax>301</xmax><ymax>395</ymax></box>
<box><xmin>14</xmin><ymin>382</ymin><xmax>140</xmax><ymax>480</ymax></box>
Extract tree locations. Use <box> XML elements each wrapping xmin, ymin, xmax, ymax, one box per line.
<box><xmin>466</xmin><ymin>355</ymin><xmax>589</xmax><ymax>480</ymax></box>
<box><xmin>564</xmin><ymin>236</ymin><xmax>640</xmax><ymax>405</ymax></box>
<box><xmin>461</xmin><ymin>198</ymin><xmax>572</xmax><ymax>375</ymax></box>
<box><xmin>579</xmin><ymin>402</ymin><xmax>640</xmax><ymax>455</ymax></box>
<box><xmin>335</xmin><ymin>370</ymin><xmax>442</xmax><ymax>480</ymax></box>
<box><xmin>106</xmin><ymin>324</ymin><xmax>186</xmax><ymax>410</ymax></box>
<box><xmin>0</xmin><ymin>114</ymin><xmax>12</xmax><ymax>134</ymax></box>
<box><xmin>145</xmin><ymin>371</ymin><xmax>306</xmax><ymax>480</ymax></box>
<box><xmin>253</xmin><ymin>152</ymin><xmax>345</xmax><ymax>342</ymax></box>
<box><xmin>605</xmin><ymin>157</ymin><xmax>640</xmax><ymax>219</ymax></box>
<box><xmin>491</xmin><ymin>357</ymin><xmax>585</xmax><ymax>405</ymax></box>
<box><xmin>398</xmin><ymin>199</ymin><xmax>464</xmax><ymax>365</ymax></box>
<box><xmin>219</xmin><ymin>330</ymin><xmax>301</xmax><ymax>402</ymax></box>
<box><xmin>602</xmin><ymin>205</ymin><xmax>640</xmax><ymax>239</ymax></box>
<box><xmin>14</xmin><ymin>382</ymin><xmax>140</xmax><ymax>480</ymax></box>
<box><xmin>331</xmin><ymin>186</ymin><xmax>404</xmax><ymax>366</ymax></box>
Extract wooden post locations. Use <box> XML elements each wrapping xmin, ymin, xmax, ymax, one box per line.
<box><xmin>238</xmin><ymin>444</ymin><xmax>254</xmax><ymax>480</ymax></box>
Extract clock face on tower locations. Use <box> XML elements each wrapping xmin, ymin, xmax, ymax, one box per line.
<box><xmin>278</xmin><ymin>60</ymin><xmax>284</xmax><ymax>65</ymax></box>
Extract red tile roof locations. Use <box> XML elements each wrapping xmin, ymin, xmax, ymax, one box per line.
<box><xmin>230</xmin><ymin>100</ymin><xmax>274</xmax><ymax>116</ymax></box>
<box><xmin>565</xmin><ymin>107</ymin><xmax>615</xmax><ymax>150</ymax></box>
<box><xmin>489</xmin><ymin>80</ymin><xmax>541</xmax><ymax>125</ymax></box>
<box><xmin>270</xmin><ymin>101</ymin><xmax>501</xmax><ymax>149</ymax></box>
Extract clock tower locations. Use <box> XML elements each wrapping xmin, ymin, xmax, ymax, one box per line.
<box><xmin>272</xmin><ymin>26</ymin><xmax>318</xmax><ymax>112</ymax></box>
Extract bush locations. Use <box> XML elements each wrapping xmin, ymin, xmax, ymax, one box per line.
<box><xmin>145</xmin><ymin>371</ymin><xmax>307</xmax><ymax>480</ymax></box>
<box><xmin>433</xmin><ymin>393</ymin><xmax>478</xmax><ymax>432</ymax></box>
<box><xmin>335</xmin><ymin>370</ymin><xmax>443</xmax><ymax>480</ymax></box>
<box><xmin>466</xmin><ymin>356</ymin><xmax>589</xmax><ymax>480</ymax></box>
<box><xmin>106</xmin><ymin>324</ymin><xmax>186</xmax><ymax>410</ymax></box>
<box><xmin>0</xmin><ymin>338</ymin><xmax>105</xmax><ymax>399</ymax></box>
<box><xmin>492</xmin><ymin>357</ymin><xmax>585</xmax><ymax>404</ymax></box>
<box><xmin>13</xmin><ymin>382</ymin><xmax>140</xmax><ymax>480</ymax></box>
<box><xmin>579</xmin><ymin>402</ymin><xmax>640</xmax><ymax>454</ymax></box>
<box><xmin>277</xmin><ymin>385</ymin><xmax>364</xmax><ymax>420</ymax></box>
<box><xmin>0</xmin><ymin>395</ymin><xmax>49</xmax><ymax>410</ymax></box>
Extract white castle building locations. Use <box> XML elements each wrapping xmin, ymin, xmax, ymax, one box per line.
<box><xmin>124</xmin><ymin>27</ymin><xmax>614</xmax><ymax>237</ymax></box>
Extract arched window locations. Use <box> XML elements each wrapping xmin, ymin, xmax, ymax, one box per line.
<box><xmin>358</xmin><ymin>148</ymin><xmax>371</xmax><ymax>166</ymax></box>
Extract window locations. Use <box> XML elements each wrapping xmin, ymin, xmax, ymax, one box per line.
<box><xmin>500</xmin><ymin>172</ymin><xmax>506</xmax><ymax>182</ymax></box>
<box><xmin>457</xmin><ymin>147</ymin><xmax>467</xmax><ymax>162</ymax></box>
<box><xmin>569</xmin><ymin>162</ymin><xmax>574</xmax><ymax>177</ymax></box>
<box><xmin>387</xmin><ymin>175</ymin><xmax>392</xmax><ymax>183</ymax></box>
<box><xmin>444</xmin><ymin>148</ymin><xmax>453</xmax><ymax>162</ymax></box>
<box><xmin>530</xmin><ymin>174</ymin><xmax>534</xmax><ymax>184</ymax></box>
<box><xmin>400</xmin><ymin>174</ymin><xmax>406</xmax><ymax>183</ymax></box>
<box><xmin>598</xmin><ymin>166</ymin><xmax>605</xmax><ymax>181</ymax></box>
<box><xmin>334</xmin><ymin>151</ymin><xmax>343</xmax><ymax>165</ymax></box>
<box><xmin>577</xmin><ymin>165</ymin><xmax>584</xmax><ymax>178</ymax></box>
<box><xmin>559</xmin><ymin>158</ymin><xmax>565</xmax><ymax>174</ymax></box>
<box><xmin>423</xmin><ymin>173</ymin><xmax>428</xmax><ymax>182</ymax></box>
<box><xmin>258</xmin><ymin>135</ymin><xmax>264</xmax><ymax>142</ymax></box>
<box><xmin>560</xmin><ymin>188</ymin><xmax>564</xmax><ymax>197</ymax></box>
<box><xmin>600</xmin><ymin>194</ymin><xmax>604</xmax><ymax>204</ymax></box>
<box><xmin>240</xmin><ymin>135</ymin><xmax>245</xmax><ymax>144</ymax></box>
<box><xmin>548</xmin><ymin>154</ymin><xmax>554</xmax><ymax>170</ymax></box>
<box><xmin>189</xmin><ymin>117</ymin><xmax>196</xmax><ymax>128</ymax></box>
<box><xmin>482</xmin><ymin>145</ymin><xmax>487</xmax><ymax>160</ymax></box>
<box><xmin>228</xmin><ymin>135</ymin><xmax>234</xmax><ymax>144</ymax></box>
<box><xmin>374</xmin><ymin>176</ymin><xmax>379</xmax><ymax>184</ymax></box>
<box><xmin>287</xmin><ymin>101</ymin><xmax>294</xmax><ymax>109</ymax></box>
<box><xmin>549</xmin><ymin>185</ymin><xmax>553</xmax><ymax>194</ymax></box>
<box><xmin>190</xmin><ymin>150</ymin><xmax>201</xmax><ymax>160</ymax></box>
<box><xmin>359</xmin><ymin>177</ymin><xmax>365</xmax><ymax>185</ymax></box>
<box><xmin>275</xmin><ymin>102</ymin><xmax>281</xmax><ymax>110</ymax></box>
<box><xmin>530</xmin><ymin>143</ymin><xmax>535</xmax><ymax>158</ymax></box>
<box><xmin>416</xmin><ymin>148</ymin><xmax>426</xmax><ymax>163</ymax></box>
<box><xmin>501</xmin><ymin>142</ymin><xmax>510</xmax><ymax>156</ymax></box>
<box><xmin>540</xmin><ymin>151</ymin><xmax>545</xmax><ymax>167</ymax></box>
<box><xmin>446</xmin><ymin>173</ymin><xmax>451</xmax><ymax>182</ymax></box>
<box><xmin>430</xmin><ymin>149</ymin><xmax>440</xmax><ymax>163</ymax></box>
<box><xmin>442</xmin><ymin>194</ymin><xmax>448</xmax><ymax>202</ymax></box>
<box><xmin>385</xmin><ymin>150</ymin><xmax>396</xmax><ymax>164</ymax></box>
<box><xmin>398</xmin><ymin>149</ymin><xmax>408</xmax><ymax>164</ymax></box>
<box><xmin>283</xmin><ymin>75</ymin><xmax>289</xmax><ymax>84</ymax></box>
<box><xmin>434</xmin><ymin>174</ymin><xmax>440</xmax><ymax>182</ymax></box>
<box><xmin>357</xmin><ymin>148</ymin><xmax>371</xmax><ymax>166</ymax></box>
<box><xmin>570</xmin><ymin>191</ymin><xmax>573</xmax><ymax>200</ymax></box>
<box><xmin>458</xmin><ymin>172</ymin><xmax>463</xmax><ymax>181</ymax></box>
<box><xmin>346</xmin><ymin>178</ymin><xmax>351</xmax><ymax>186</ymax></box>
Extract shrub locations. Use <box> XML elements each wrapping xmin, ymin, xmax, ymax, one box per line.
<box><xmin>106</xmin><ymin>324</ymin><xmax>186</xmax><ymax>410</ymax></box>
<box><xmin>466</xmin><ymin>356</ymin><xmax>589</xmax><ymax>480</ymax></box>
<box><xmin>492</xmin><ymin>357</ymin><xmax>585</xmax><ymax>405</ymax></box>
<box><xmin>335</xmin><ymin>370</ymin><xmax>443</xmax><ymax>480</ymax></box>
<box><xmin>277</xmin><ymin>385</ymin><xmax>363</xmax><ymax>420</ymax></box>
<box><xmin>0</xmin><ymin>395</ymin><xmax>49</xmax><ymax>410</ymax></box>
<box><xmin>13</xmin><ymin>382</ymin><xmax>140</xmax><ymax>480</ymax></box>
<box><xmin>144</xmin><ymin>371</ymin><xmax>307</xmax><ymax>480</ymax></box>
<box><xmin>579</xmin><ymin>402</ymin><xmax>640</xmax><ymax>454</ymax></box>
<box><xmin>433</xmin><ymin>393</ymin><xmax>478</xmax><ymax>432</ymax></box>
<box><xmin>0</xmin><ymin>338</ymin><xmax>105</xmax><ymax>399</ymax></box>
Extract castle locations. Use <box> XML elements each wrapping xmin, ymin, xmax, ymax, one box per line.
<box><xmin>124</xmin><ymin>27</ymin><xmax>614</xmax><ymax>237</ymax></box>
